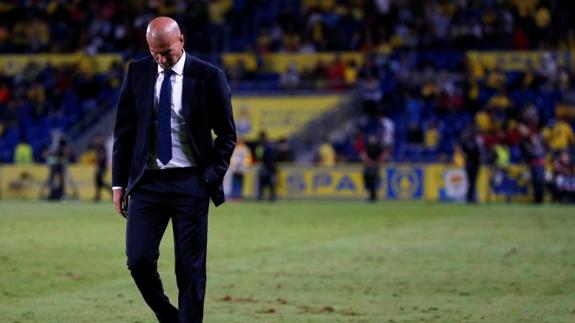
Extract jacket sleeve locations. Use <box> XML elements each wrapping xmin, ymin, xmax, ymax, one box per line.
<box><xmin>203</xmin><ymin>68</ymin><xmax>237</xmax><ymax>184</ymax></box>
<box><xmin>112</xmin><ymin>62</ymin><xmax>136</xmax><ymax>188</ymax></box>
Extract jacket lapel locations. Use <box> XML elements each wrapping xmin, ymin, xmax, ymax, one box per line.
<box><xmin>143</xmin><ymin>60</ymin><xmax>157</xmax><ymax>121</ymax></box>
<box><xmin>182</xmin><ymin>53</ymin><xmax>196</xmax><ymax>121</ymax></box>
<box><xmin>181</xmin><ymin>53</ymin><xmax>204</xmax><ymax>163</ymax></box>
<box><xmin>139</xmin><ymin>60</ymin><xmax>157</xmax><ymax>160</ymax></box>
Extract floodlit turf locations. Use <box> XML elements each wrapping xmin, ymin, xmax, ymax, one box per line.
<box><xmin>0</xmin><ymin>200</ymin><xmax>574</xmax><ymax>322</ymax></box>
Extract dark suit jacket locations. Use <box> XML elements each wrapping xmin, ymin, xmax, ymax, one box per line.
<box><xmin>112</xmin><ymin>53</ymin><xmax>236</xmax><ymax>206</ymax></box>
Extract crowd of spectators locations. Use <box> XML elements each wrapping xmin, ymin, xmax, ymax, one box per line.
<box><xmin>332</xmin><ymin>49</ymin><xmax>464</xmax><ymax>162</ymax></box>
<box><xmin>0</xmin><ymin>61</ymin><xmax>124</xmax><ymax>162</ymax></box>
<box><xmin>1</xmin><ymin>0</ymin><xmax>574</xmax><ymax>202</ymax></box>
<box><xmin>326</xmin><ymin>47</ymin><xmax>575</xmax><ymax>201</ymax></box>
<box><xmin>1</xmin><ymin>0</ymin><xmax>573</xmax><ymax>55</ymax></box>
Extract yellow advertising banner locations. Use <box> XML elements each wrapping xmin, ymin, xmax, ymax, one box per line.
<box><xmin>275</xmin><ymin>166</ymin><xmax>375</xmax><ymax>199</ymax></box>
<box><xmin>246</xmin><ymin>165</ymin><xmax>421</xmax><ymax>200</ymax></box>
<box><xmin>424</xmin><ymin>164</ymin><xmax>491</xmax><ymax>202</ymax></box>
<box><xmin>233</xmin><ymin>95</ymin><xmax>342</xmax><ymax>140</ymax></box>
<box><xmin>223</xmin><ymin>52</ymin><xmax>364</xmax><ymax>73</ymax></box>
<box><xmin>249</xmin><ymin>164</ymin><xmax>531</xmax><ymax>202</ymax></box>
<box><xmin>1</xmin><ymin>164</ymin><xmax>533</xmax><ymax>202</ymax></box>
<box><xmin>0</xmin><ymin>53</ymin><xmax>122</xmax><ymax>76</ymax></box>
<box><xmin>466</xmin><ymin>50</ymin><xmax>574</xmax><ymax>71</ymax></box>
<box><xmin>0</xmin><ymin>164</ymin><xmax>110</xmax><ymax>201</ymax></box>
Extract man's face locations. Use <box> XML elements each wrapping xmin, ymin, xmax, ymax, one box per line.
<box><xmin>148</xmin><ymin>34</ymin><xmax>184</xmax><ymax>70</ymax></box>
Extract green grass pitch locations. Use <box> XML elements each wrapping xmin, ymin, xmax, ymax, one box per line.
<box><xmin>0</xmin><ymin>200</ymin><xmax>574</xmax><ymax>322</ymax></box>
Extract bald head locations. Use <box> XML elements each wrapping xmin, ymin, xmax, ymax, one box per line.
<box><xmin>146</xmin><ymin>17</ymin><xmax>181</xmax><ymax>43</ymax></box>
<box><xmin>146</xmin><ymin>17</ymin><xmax>184</xmax><ymax>70</ymax></box>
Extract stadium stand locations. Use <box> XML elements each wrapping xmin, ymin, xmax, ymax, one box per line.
<box><xmin>1</xmin><ymin>0</ymin><xmax>573</xmax><ymax>54</ymax></box>
<box><xmin>0</xmin><ymin>60</ymin><xmax>124</xmax><ymax>162</ymax></box>
<box><xmin>0</xmin><ymin>0</ymin><xmax>574</xmax><ymax>202</ymax></box>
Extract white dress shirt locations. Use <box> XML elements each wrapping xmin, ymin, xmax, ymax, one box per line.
<box><xmin>148</xmin><ymin>52</ymin><xmax>196</xmax><ymax>169</ymax></box>
<box><xmin>112</xmin><ymin>52</ymin><xmax>195</xmax><ymax>191</ymax></box>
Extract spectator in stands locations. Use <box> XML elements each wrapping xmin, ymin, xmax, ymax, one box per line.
<box><xmin>406</xmin><ymin>122</ymin><xmax>424</xmax><ymax>146</ymax></box>
<box><xmin>486</xmin><ymin>67</ymin><xmax>507</xmax><ymax>90</ymax></box>
<box><xmin>452</xmin><ymin>145</ymin><xmax>465</xmax><ymax>168</ymax></box>
<box><xmin>228</xmin><ymin>137</ymin><xmax>252</xmax><ymax>200</ymax></box>
<box><xmin>45</xmin><ymin>138</ymin><xmax>75</xmax><ymax>200</ymax></box>
<box><xmin>405</xmin><ymin>91</ymin><xmax>423</xmax><ymax>125</ymax></box>
<box><xmin>534</xmin><ymin>3</ymin><xmax>552</xmax><ymax>47</ymax></box>
<box><xmin>327</xmin><ymin>56</ymin><xmax>346</xmax><ymax>91</ymax></box>
<box><xmin>358</xmin><ymin>56</ymin><xmax>379</xmax><ymax>80</ymax></box>
<box><xmin>228</xmin><ymin>59</ymin><xmax>247</xmax><ymax>85</ymax></box>
<box><xmin>276</xmin><ymin>137</ymin><xmax>294</xmax><ymax>162</ymax></box>
<box><xmin>542</xmin><ymin>117</ymin><xmax>575</xmax><ymax>154</ymax></box>
<box><xmin>424</xmin><ymin>120</ymin><xmax>441</xmax><ymax>154</ymax></box>
<box><xmin>0</xmin><ymin>123</ymin><xmax>12</xmax><ymax>162</ymax></box>
<box><xmin>361</xmin><ymin>134</ymin><xmax>386</xmax><ymax>202</ymax></box>
<box><xmin>549</xmin><ymin>151</ymin><xmax>575</xmax><ymax>203</ymax></box>
<box><xmin>504</xmin><ymin>119</ymin><xmax>524</xmax><ymax>163</ymax></box>
<box><xmin>311</xmin><ymin>60</ymin><xmax>328</xmax><ymax>89</ymax></box>
<box><xmin>491</xmin><ymin>143</ymin><xmax>512</xmax><ymax>201</ymax></box>
<box><xmin>380</xmin><ymin>114</ymin><xmax>395</xmax><ymax>153</ymax></box>
<box><xmin>256</xmin><ymin>131</ymin><xmax>277</xmax><ymax>202</ymax></box>
<box><xmin>520</xmin><ymin>125</ymin><xmax>547</xmax><ymax>204</ymax></box>
<box><xmin>360</xmin><ymin>76</ymin><xmax>383</xmax><ymax>115</ymax></box>
<box><xmin>280</xmin><ymin>62</ymin><xmax>301</xmax><ymax>90</ymax></box>
<box><xmin>459</xmin><ymin>124</ymin><xmax>482</xmax><ymax>203</ymax></box>
<box><xmin>435</xmin><ymin>72</ymin><xmax>463</xmax><ymax>114</ymax></box>
<box><xmin>14</xmin><ymin>138</ymin><xmax>33</xmax><ymax>164</ymax></box>
<box><xmin>351</xmin><ymin>130</ymin><xmax>366</xmax><ymax>162</ymax></box>
<box><xmin>344</xmin><ymin>59</ymin><xmax>359</xmax><ymax>88</ymax></box>
<box><xmin>0</xmin><ymin>82</ymin><xmax>10</xmax><ymax>104</ymax></box>
<box><xmin>539</xmin><ymin>53</ymin><xmax>559</xmax><ymax>84</ymax></box>
<box><xmin>487</xmin><ymin>88</ymin><xmax>512</xmax><ymax>110</ymax></box>
<box><xmin>317</xmin><ymin>136</ymin><xmax>336</xmax><ymax>167</ymax></box>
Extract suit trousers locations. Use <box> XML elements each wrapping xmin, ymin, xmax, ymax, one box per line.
<box><xmin>126</xmin><ymin>168</ymin><xmax>210</xmax><ymax>323</ymax></box>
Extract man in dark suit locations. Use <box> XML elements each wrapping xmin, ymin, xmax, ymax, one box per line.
<box><xmin>112</xmin><ymin>17</ymin><xmax>236</xmax><ymax>323</ymax></box>
<box><xmin>459</xmin><ymin>124</ymin><xmax>481</xmax><ymax>203</ymax></box>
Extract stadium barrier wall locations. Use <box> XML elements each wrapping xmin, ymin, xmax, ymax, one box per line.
<box><xmin>0</xmin><ymin>164</ymin><xmax>100</xmax><ymax>201</ymax></box>
<box><xmin>466</xmin><ymin>50</ymin><xmax>575</xmax><ymax>72</ymax></box>
<box><xmin>0</xmin><ymin>164</ymin><xmax>532</xmax><ymax>202</ymax></box>
<box><xmin>223</xmin><ymin>52</ymin><xmax>364</xmax><ymax>74</ymax></box>
<box><xmin>262</xmin><ymin>164</ymin><xmax>494</xmax><ymax>201</ymax></box>
<box><xmin>3</xmin><ymin>51</ymin><xmax>572</xmax><ymax>77</ymax></box>
<box><xmin>0</xmin><ymin>54</ymin><xmax>123</xmax><ymax>76</ymax></box>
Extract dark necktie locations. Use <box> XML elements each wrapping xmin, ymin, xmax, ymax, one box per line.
<box><xmin>157</xmin><ymin>69</ymin><xmax>173</xmax><ymax>165</ymax></box>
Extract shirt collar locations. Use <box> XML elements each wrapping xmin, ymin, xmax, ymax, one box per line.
<box><xmin>157</xmin><ymin>51</ymin><xmax>186</xmax><ymax>76</ymax></box>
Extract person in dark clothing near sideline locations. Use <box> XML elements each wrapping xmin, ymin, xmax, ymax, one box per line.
<box><xmin>459</xmin><ymin>125</ymin><xmax>482</xmax><ymax>203</ymax></box>
<box><xmin>45</xmin><ymin>138</ymin><xmax>71</xmax><ymax>200</ymax></box>
<box><xmin>92</xmin><ymin>134</ymin><xmax>111</xmax><ymax>201</ymax></box>
<box><xmin>256</xmin><ymin>131</ymin><xmax>277</xmax><ymax>202</ymax></box>
<box><xmin>361</xmin><ymin>134</ymin><xmax>386</xmax><ymax>202</ymax></box>
<box><xmin>521</xmin><ymin>127</ymin><xmax>547</xmax><ymax>204</ymax></box>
